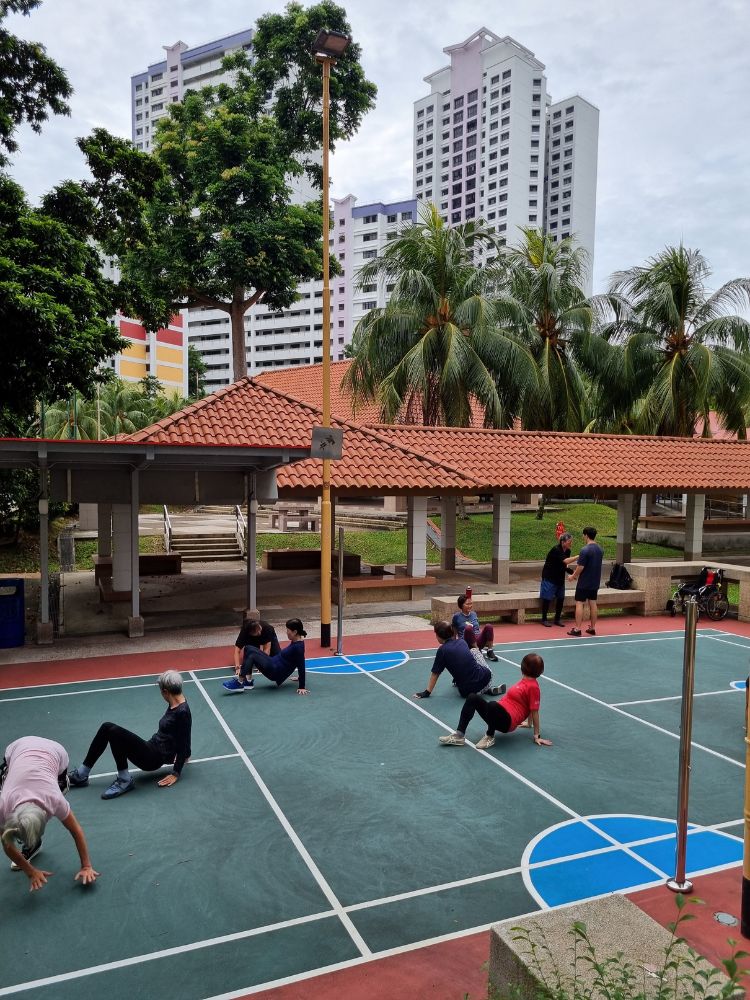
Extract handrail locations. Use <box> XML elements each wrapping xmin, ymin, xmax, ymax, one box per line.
<box><xmin>234</xmin><ymin>504</ymin><xmax>247</xmax><ymax>558</ymax></box>
<box><xmin>163</xmin><ymin>505</ymin><xmax>172</xmax><ymax>553</ymax></box>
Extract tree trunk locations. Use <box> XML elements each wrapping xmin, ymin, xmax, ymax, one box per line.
<box><xmin>230</xmin><ymin>298</ymin><xmax>248</xmax><ymax>382</ymax></box>
<box><xmin>535</xmin><ymin>493</ymin><xmax>546</xmax><ymax>520</ymax></box>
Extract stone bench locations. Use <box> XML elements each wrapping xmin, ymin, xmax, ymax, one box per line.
<box><xmin>262</xmin><ymin>549</ymin><xmax>361</xmax><ymax>575</ymax></box>
<box><xmin>431</xmin><ymin>586</ymin><xmax>646</xmax><ymax>625</ymax></box>
<box><xmin>334</xmin><ymin>573</ymin><xmax>437</xmax><ymax>605</ymax></box>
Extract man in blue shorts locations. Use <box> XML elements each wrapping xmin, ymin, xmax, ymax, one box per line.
<box><xmin>413</xmin><ymin>622</ymin><xmax>505</xmax><ymax>700</ymax></box>
<box><xmin>567</xmin><ymin>526</ymin><xmax>604</xmax><ymax>636</ymax></box>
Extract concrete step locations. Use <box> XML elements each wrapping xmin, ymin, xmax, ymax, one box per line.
<box><xmin>181</xmin><ymin>552</ymin><xmax>243</xmax><ymax>562</ymax></box>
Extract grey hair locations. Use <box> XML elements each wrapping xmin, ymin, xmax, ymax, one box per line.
<box><xmin>559</xmin><ymin>532</ymin><xmax>573</xmax><ymax>544</ymax></box>
<box><xmin>1</xmin><ymin>802</ymin><xmax>47</xmax><ymax>851</ymax></box>
<box><xmin>158</xmin><ymin>670</ymin><xmax>183</xmax><ymax>695</ymax></box>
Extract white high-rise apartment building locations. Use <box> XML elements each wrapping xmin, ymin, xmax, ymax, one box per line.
<box><xmin>414</xmin><ymin>28</ymin><xmax>598</xmax><ymax>291</ymax></box>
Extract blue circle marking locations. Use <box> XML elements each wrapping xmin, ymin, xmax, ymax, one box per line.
<box><xmin>731</xmin><ymin>679</ymin><xmax>748</xmax><ymax>690</ymax></box>
<box><xmin>523</xmin><ymin>814</ymin><xmax>743</xmax><ymax>908</ymax></box>
<box><xmin>305</xmin><ymin>651</ymin><xmax>408</xmax><ymax>675</ymax></box>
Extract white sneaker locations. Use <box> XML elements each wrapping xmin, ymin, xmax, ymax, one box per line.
<box><xmin>438</xmin><ymin>732</ymin><xmax>465</xmax><ymax>746</ymax></box>
<box><xmin>475</xmin><ymin>734</ymin><xmax>496</xmax><ymax>750</ymax></box>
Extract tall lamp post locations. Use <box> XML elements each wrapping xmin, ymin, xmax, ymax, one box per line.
<box><xmin>313</xmin><ymin>28</ymin><xmax>350</xmax><ymax>648</ymax></box>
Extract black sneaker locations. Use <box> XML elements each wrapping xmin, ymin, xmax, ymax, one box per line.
<box><xmin>486</xmin><ymin>649</ymin><xmax>498</xmax><ymax>662</ymax></box>
<box><xmin>10</xmin><ymin>841</ymin><xmax>41</xmax><ymax>871</ymax></box>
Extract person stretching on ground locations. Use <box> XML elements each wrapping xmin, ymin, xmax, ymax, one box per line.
<box><xmin>567</xmin><ymin>526</ymin><xmax>604</xmax><ymax>637</ymax></box>
<box><xmin>0</xmin><ymin>736</ymin><xmax>99</xmax><ymax>892</ymax></box>
<box><xmin>438</xmin><ymin>653</ymin><xmax>553</xmax><ymax>749</ymax></box>
<box><xmin>223</xmin><ymin>618</ymin><xmax>309</xmax><ymax>695</ymax></box>
<box><xmin>451</xmin><ymin>595</ymin><xmax>498</xmax><ymax>661</ymax></box>
<box><xmin>68</xmin><ymin>670</ymin><xmax>192</xmax><ymax>799</ymax></box>
<box><xmin>233</xmin><ymin>618</ymin><xmax>282</xmax><ymax>681</ymax></box>
<box><xmin>414</xmin><ymin>622</ymin><xmax>506</xmax><ymax>700</ymax></box>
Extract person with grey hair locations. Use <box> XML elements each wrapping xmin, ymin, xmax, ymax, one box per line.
<box><xmin>0</xmin><ymin>736</ymin><xmax>99</xmax><ymax>892</ymax></box>
<box><xmin>539</xmin><ymin>532</ymin><xmax>575</xmax><ymax>627</ymax></box>
<box><xmin>68</xmin><ymin>670</ymin><xmax>192</xmax><ymax>799</ymax></box>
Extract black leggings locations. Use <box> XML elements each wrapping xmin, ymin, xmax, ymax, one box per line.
<box><xmin>458</xmin><ymin>693</ymin><xmax>512</xmax><ymax>736</ymax></box>
<box><xmin>83</xmin><ymin>723</ymin><xmax>164</xmax><ymax>773</ymax></box>
<box><xmin>541</xmin><ymin>596</ymin><xmax>565</xmax><ymax>622</ymax></box>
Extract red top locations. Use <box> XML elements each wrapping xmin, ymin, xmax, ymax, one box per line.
<box><xmin>499</xmin><ymin>676</ymin><xmax>541</xmax><ymax>731</ymax></box>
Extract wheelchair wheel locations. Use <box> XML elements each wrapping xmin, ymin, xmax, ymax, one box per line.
<box><xmin>705</xmin><ymin>593</ymin><xmax>729</xmax><ymax>621</ymax></box>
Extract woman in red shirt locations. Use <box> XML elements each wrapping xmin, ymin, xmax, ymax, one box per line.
<box><xmin>439</xmin><ymin>653</ymin><xmax>553</xmax><ymax>749</ymax></box>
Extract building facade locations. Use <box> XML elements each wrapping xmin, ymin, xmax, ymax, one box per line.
<box><xmin>413</xmin><ymin>28</ymin><xmax>598</xmax><ymax>290</ymax></box>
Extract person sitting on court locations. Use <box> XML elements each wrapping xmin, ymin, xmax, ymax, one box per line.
<box><xmin>438</xmin><ymin>653</ymin><xmax>553</xmax><ymax>749</ymax></box>
<box><xmin>223</xmin><ymin>618</ymin><xmax>309</xmax><ymax>695</ymax></box>
<box><xmin>68</xmin><ymin>670</ymin><xmax>192</xmax><ymax>799</ymax></box>
<box><xmin>451</xmin><ymin>595</ymin><xmax>498</xmax><ymax>661</ymax></box>
<box><xmin>414</xmin><ymin>622</ymin><xmax>506</xmax><ymax>700</ymax></box>
<box><xmin>0</xmin><ymin>736</ymin><xmax>99</xmax><ymax>892</ymax></box>
<box><xmin>233</xmin><ymin>618</ymin><xmax>282</xmax><ymax>680</ymax></box>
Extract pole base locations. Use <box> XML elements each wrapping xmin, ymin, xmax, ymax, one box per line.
<box><xmin>741</xmin><ymin>876</ymin><xmax>750</xmax><ymax>938</ymax></box>
<box><xmin>666</xmin><ymin>878</ymin><xmax>693</xmax><ymax>893</ymax></box>
<box><xmin>321</xmin><ymin>622</ymin><xmax>331</xmax><ymax>648</ymax></box>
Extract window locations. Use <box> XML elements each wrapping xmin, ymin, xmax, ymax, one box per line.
<box><xmin>553</xmin><ymin>110</ymin><xmax>561</xmax><ymax>120</ymax></box>
<box><xmin>490</xmin><ymin>74</ymin><xmax>499</xmax><ymax>84</ymax></box>
<box><xmin>501</xmin><ymin>116</ymin><xmax>510</xmax><ymax>126</ymax></box>
<box><xmin>135</xmin><ymin>127</ymin><xmax>143</xmax><ymax>136</ymax></box>
<box><xmin>565</xmin><ymin>120</ymin><xmax>574</xmax><ymax>130</ymax></box>
<box><xmin>454</xmin><ymin>95</ymin><xmax>464</xmax><ymax>108</ymax></box>
<box><xmin>553</xmin><ymin>139</ymin><xmax>560</xmax><ymax>148</ymax></box>
<box><xmin>500</xmin><ymin>146</ymin><xmax>509</xmax><ymax>157</ymax></box>
<box><xmin>426</xmin><ymin>104</ymin><xmax>433</xmax><ymax>113</ymax></box>
<box><xmin>501</xmin><ymin>85</ymin><xmax>510</xmax><ymax>95</ymax></box>
<box><xmin>531</xmin><ymin>124</ymin><xmax>540</xmax><ymax>133</ymax></box>
<box><xmin>151</xmin><ymin>72</ymin><xmax>163</xmax><ymax>82</ymax></box>
<box><xmin>362</xmin><ymin>249</ymin><xmax>377</xmax><ymax>259</ymax></box>
<box><xmin>565</xmin><ymin>133</ymin><xmax>573</xmax><ymax>144</ymax></box>
<box><xmin>563</xmin><ymin>176</ymin><xmax>572</xmax><ymax>185</ymax></box>
<box><xmin>387</xmin><ymin>213</ymin><xmax>397</xmax><ymax>223</ymax></box>
<box><xmin>467</xmin><ymin>89</ymin><xmax>477</xmax><ymax>102</ymax></box>
<box><xmin>361</xmin><ymin>301</ymin><xmax>377</xmax><ymax>310</ymax></box>
<box><xmin>453</xmin><ymin>140</ymin><xmax>463</xmax><ymax>152</ymax></box>
<box><xmin>564</xmin><ymin>148</ymin><xmax>573</xmax><ymax>157</ymax></box>
<box><xmin>452</xmin><ymin>168</ymin><xmax>462</xmax><ymax>180</ymax></box>
<box><xmin>490</xmin><ymin>121</ymin><xmax>498</xmax><ymax>132</ymax></box>
<box><xmin>531</xmin><ymin>154</ymin><xmax>539</xmax><ymax>163</ymax></box>
<box><xmin>453</xmin><ymin>153</ymin><xmax>462</xmax><ymax>165</ymax></box>
<box><xmin>553</xmin><ymin>124</ymin><xmax>561</xmax><ymax>134</ymax></box>
<box><xmin>417</xmin><ymin>137</ymin><xmax>424</xmax><ymax>146</ymax></box>
<box><xmin>152</xmin><ymin>87</ymin><xmax>163</xmax><ymax>96</ymax></box>
<box><xmin>135</xmin><ymin>98</ymin><xmax>142</xmax><ymax>107</ymax></box>
<box><xmin>452</xmin><ymin>183</ymin><xmax>462</xmax><ymax>194</ymax></box>
<box><xmin>467</xmin><ymin>104</ymin><xmax>477</xmax><ymax>118</ymax></box>
<box><xmin>532</xmin><ymin>110</ymin><xmax>540</xmax><ymax>118</ymax></box>
<box><xmin>339</xmin><ymin>217</ymin><xmax>346</xmax><ymax>226</ymax></box>
<box><xmin>565</xmin><ymin>105</ymin><xmax>574</xmax><ymax>114</ymax></box>
<box><xmin>531</xmin><ymin>139</ymin><xmax>539</xmax><ymax>147</ymax></box>
<box><xmin>529</xmin><ymin>214</ymin><xmax>537</xmax><ymax>222</ymax></box>
<box><xmin>135</xmin><ymin>112</ymin><xmax>142</xmax><ymax>121</ymax></box>
<box><xmin>362</xmin><ymin>232</ymin><xmax>378</xmax><ymax>242</ymax></box>
<box><xmin>467</xmin><ymin>118</ymin><xmax>477</xmax><ymax>132</ymax></box>
<box><xmin>529</xmin><ymin>184</ymin><xmax>538</xmax><ymax>192</ymax></box>
<box><xmin>564</xmin><ymin>162</ymin><xmax>572</xmax><ymax>171</ymax></box>
<box><xmin>563</xmin><ymin>190</ymin><xmax>571</xmax><ymax>199</ymax></box>
<box><xmin>152</xmin><ymin>102</ymin><xmax>164</xmax><ymax>111</ymax></box>
<box><xmin>533</xmin><ymin>77</ymin><xmax>542</xmax><ymax>86</ymax></box>
<box><xmin>533</xmin><ymin>93</ymin><xmax>541</xmax><ymax>103</ymax></box>
<box><xmin>530</xmin><ymin>169</ymin><xmax>538</xmax><ymax>178</ymax></box>
<box><xmin>417</xmin><ymin>109</ymin><xmax>424</xmax><ymax>118</ymax></box>
<box><xmin>171</xmin><ymin>80</ymin><xmax>178</xmax><ymax>88</ymax></box>
<box><xmin>452</xmin><ymin>126</ymin><xmax>462</xmax><ymax>138</ymax></box>
<box><xmin>135</xmin><ymin>83</ymin><xmax>143</xmax><ymax>92</ymax></box>
<box><xmin>490</xmin><ymin>90</ymin><xmax>498</xmax><ymax>101</ymax></box>
<box><xmin>465</xmin><ymin>207</ymin><xmax>475</xmax><ymax>219</ymax></box>
<box><xmin>502</xmin><ymin>69</ymin><xmax>511</xmax><ymax>80</ymax></box>
<box><xmin>501</xmin><ymin>100</ymin><xmax>510</xmax><ymax>111</ymax></box>
<box><xmin>466</xmin><ymin>148</ymin><xmax>477</xmax><ymax>161</ymax></box>
<box><xmin>452</xmin><ymin>197</ymin><xmax>461</xmax><ymax>208</ymax></box>
<box><xmin>401</xmin><ymin>211</ymin><xmax>413</xmax><ymax>220</ymax></box>
<box><xmin>452</xmin><ymin>211</ymin><xmax>462</xmax><ymax>223</ymax></box>
<box><xmin>529</xmin><ymin>199</ymin><xmax>537</xmax><ymax>207</ymax></box>
<box><xmin>362</xmin><ymin>214</ymin><xmax>377</xmax><ymax>224</ymax></box>
<box><xmin>466</xmin><ymin>178</ymin><xmax>476</xmax><ymax>191</ymax></box>
<box><xmin>467</xmin><ymin>133</ymin><xmax>477</xmax><ymax>147</ymax></box>
<box><xmin>416</xmin><ymin>165</ymin><xmax>423</xmax><ymax>174</ymax></box>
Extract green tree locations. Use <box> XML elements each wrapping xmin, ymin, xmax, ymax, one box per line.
<box><xmin>0</xmin><ymin>0</ymin><xmax>71</xmax><ymax>165</ymax></box>
<box><xmin>494</xmin><ymin>228</ymin><xmax>592</xmax><ymax>432</ymax></box>
<box><xmin>187</xmin><ymin>344</ymin><xmax>207</xmax><ymax>400</ymax></box>
<box><xmin>0</xmin><ymin>177</ymin><xmax>125</xmax><ymax>422</ymax></box>
<box><xmin>80</xmin><ymin>2</ymin><xmax>376</xmax><ymax>383</ymax></box>
<box><xmin>343</xmin><ymin>204</ymin><xmax>534</xmax><ymax>426</ymax></box>
<box><xmin>587</xmin><ymin>246</ymin><xmax>750</xmax><ymax>437</ymax></box>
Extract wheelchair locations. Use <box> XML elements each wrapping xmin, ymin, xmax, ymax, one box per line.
<box><xmin>666</xmin><ymin>567</ymin><xmax>728</xmax><ymax>621</ymax></box>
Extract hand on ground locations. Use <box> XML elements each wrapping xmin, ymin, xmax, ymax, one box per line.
<box><xmin>75</xmin><ymin>866</ymin><xmax>100</xmax><ymax>885</ymax></box>
<box><xmin>28</xmin><ymin>867</ymin><xmax>53</xmax><ymax>891</ymax></box>
<box><xmin>158</xmin><ymin>774</ymin><xmax>179</xmax><ymax>787</ymax></box>
<box><xmin>297</xmin><ymin>688</ymin><xmax>310</xmax><ymax>695</ymax></box>
<box><xmin>534</xmin><ymin>737</ymin><xmax>553</xmax><ymax>747</ymax></box>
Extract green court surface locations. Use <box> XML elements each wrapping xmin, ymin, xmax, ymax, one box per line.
<box><xmin>0</xmin><ymin>627</ymin><xmax>746</xmax><ymax>999</ymax></box>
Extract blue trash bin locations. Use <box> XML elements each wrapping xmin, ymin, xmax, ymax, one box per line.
<box><xmin>0</xmin><ymin>578</ymin><xmax>25</xmax><ymax>648</ymax></box>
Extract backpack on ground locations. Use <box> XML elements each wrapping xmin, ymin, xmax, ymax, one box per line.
<box><xmin>608</xmin><ymin>562</ymin><xmax>632</xmax><ymax>590</ymax></box>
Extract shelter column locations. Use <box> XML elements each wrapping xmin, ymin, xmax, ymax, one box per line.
<box><xmin>440</xmin><ymin>497</ymin><xmax>457</xmax><ymax>571</ymax></box>
<box><xmin>246</xmin><ymin>474</ymin><xmax>258</xmax><ymax>619</ymax></box>
<box><xmin>490</xmin><ymin>493</ymin><xmax>512</xmax><ymax>586</ymax></box>
<box><xmin>111</xmin><ymin>504</ymin><xmax>131</xmax><ymax>595</ymax></box>
<box><xmin>97</xmin><ymin>504</ymin><xmax>112</xmax><ymax>557</ymax></box>
<box><xmin>36</xmin><ymin>463</ymin><xmax>53</xmax><ymax>645</ymax></box>
<box><xmin>128</xmin><ymin>469</ymin><xmax>143</xmax><ymax>637</ymax></box>
<box><xmin>616</xmin><ymin>494</ymin><xmax>634</xmax><ymax>564</ymax></box>
<box><xmin>684</xmin><ymin>493</ymin><xmax>705</xmax><ymax>562</ymax></box>
<box><xmin>407</xmin><ymin>496</ymin><xmax>428</xmax><ymax>577</ymax></box>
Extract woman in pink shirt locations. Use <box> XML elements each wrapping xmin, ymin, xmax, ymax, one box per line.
<box><xmin>439</xmin><ymin>653</ymin><xmax>553</xmax><ymax>749</ymax></box>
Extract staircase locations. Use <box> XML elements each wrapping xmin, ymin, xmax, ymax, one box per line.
<box><xmin>168</xmin><ymin>507</ymin><xmax>244</xmax><ymax>562</ymax></box>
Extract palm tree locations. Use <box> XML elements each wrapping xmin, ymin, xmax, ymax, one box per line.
<box><xmin>586</xmin><ymin>246</ymin><xmax>750</xmax><ymax>437</ymax></box>
<box><xmin>493</xmin><ymin>228</ymin><xmax>593</xmax><ymax>432</ymax></box>
<box><xmin>343</xmin><ymin>203</ymin><xmax>535</xmax><ymax>427</ymax></box>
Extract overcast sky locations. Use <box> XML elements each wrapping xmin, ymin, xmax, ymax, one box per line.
<box><xmin>7</xmin><ymin>0</ymin><xmax>750</xmax><ymax>293</ymax></box>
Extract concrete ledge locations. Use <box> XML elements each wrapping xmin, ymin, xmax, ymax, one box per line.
<box><xmin>262</xmin><ymin>549</ymin><xmax>361</xmax><ymax>574</ymax></box>
<box><xmin>334</xmin><ymin>575</ymin><xmax>437</xmax><ymax>605</ymax></box>
<box><xmin>431</xmin><ymin>587</ymin><xmax>646</xmax><ymax>625</ymax></box>
<box><xmin>490</xmin><ymin>895</ymin><xmax>734</xmax><ymax>999</ymax></box>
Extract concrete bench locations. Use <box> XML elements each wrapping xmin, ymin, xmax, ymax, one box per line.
<box><xmin>268</xmin><ymin>506</ymin><xmax>321</xmax><ymax>532</ymax></box>
<box><xmin>262</xmin><ymin>549</ymin><xmax>361</xmax><ymax>575</ymax></box>
<box><xmin>431</xmin><ymin>586</ymin><xmax>646</xmax><ymax>625</ymax></box>
<box><xmin>334</xmin><ymin>573</ymin><xmax>437</xmax><ymax>605</ymax></box>
<box><xmin>93</xmin><ymin>553</ymin><xmax>182</xmax><ymax>585</ymax></box>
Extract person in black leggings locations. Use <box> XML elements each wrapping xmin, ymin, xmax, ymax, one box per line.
<box><xmin>68</xmin><ymin>670</ymin><xmax>192</xmax><ymax>800</ymax></box>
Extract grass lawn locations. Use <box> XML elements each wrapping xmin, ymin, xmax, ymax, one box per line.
<box><xmin>256</xmin><ymin>531</ymin><xmax>441</xmax><ymax>565</ymax></box>
<box><xmin>0</xmin><ymin>526</ymin><xmax>164</xmax><ymax>574</ymax></box>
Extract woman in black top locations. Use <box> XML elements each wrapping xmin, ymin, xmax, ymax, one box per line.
<box><xmin>539</xmin><ymin>532</ymin><xmax>574</xmax><ymax>627</ymax></box>
<box><xmin>68</xmin><ymin>671</ymin><xmax>192</xmax><ymax>800</ymax></box>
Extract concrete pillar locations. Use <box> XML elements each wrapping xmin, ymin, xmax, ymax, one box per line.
<box><xmin>681</xmin><ymin>493</ymin><xmax>688</xmax><ymax>514</ymax></box>
<box><xmin>384</xmin><ymin>495</ymin><xmax>408</xmax><ymax>513</ymax></box>
<box><xmin>440</xmin><ymin>497</ymin><xmax>457</xmax><ymax>571</ymax></box>
<box><xmin>128</xmin><ymin>470</ymin><xmax>144</xmax><ymax>637</ymax></box>
<box><xmin>639</xmin><ymin>493</ymin><xmax>653</xmax><ymax>517</ymax></box>
<box><xmin>616</xmin><ymin>494</ymin><xmax>634</xmax><ymax>564</ymax></box>
<box><xmin>490</xmin><ymin>493</ymin><xmax>512</xmax><ymax>586</ymax></box>
<box><xmin>36</xmin><ymin>466</ymin><xmax>53</xmax><ymax>645</ymax></box>
<box><xmin>743</xmin><ymin>494</ymin><xmax>749</xmax><ymax>519</ymax></box>
<box><xmin>407</xmin><ymin>496</ymin><xmax>428</xmax><ymax>578</ymax></box>
<box><xmin>111</xmin><ymin>504</ymin><xmax>131</xmax><ymax>593</ymax></box>
<box><xmin>97</xmin><ymin>504</ymin><xmax>112</xmax><ymax>557</ymax></box>
<box><xmin>77</xmin><ymin>503</ymin><xmax>98</xmax><ymax>531</ymax></box>
<box><xmin>684</xmin><ymin>493</ymin><xmax>706</xmax><ymax>561</ymax></box>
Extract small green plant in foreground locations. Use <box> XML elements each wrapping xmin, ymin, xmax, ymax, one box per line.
<box><xmin>485</xmin><ymin>895</ymin><xmax>747</xmax><ymax>1000</ymax></box>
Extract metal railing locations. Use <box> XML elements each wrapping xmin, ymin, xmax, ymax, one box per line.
<box><xmin>654</xmin><ymin>494</ymin><xmax>746</xmax><ymax>519</ymax></box>
<box><xmin>163</xmin><ymin>505</ymin><xmax>173</xmax><ymax>553</ymax></box>
<box><xmin>234</xmin><ymin>505</ymin><xmax>247</xmax><ymax>558</ymax></box>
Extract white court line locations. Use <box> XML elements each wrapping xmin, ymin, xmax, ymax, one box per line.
<box><xmin>337</xmin><ymin>654</ymin><xmax>672</xmax><ymax>895</ymax></box>
<box><xmin>612</xmin><ymin>688</ymin><xmax>741</xmax><ymax>707</ymax></box>
<box><xmin>708</xmin><ymin>635</ymin><xmax>750</xmax><ymax>651</ymax></box>
<box><xmin>187</xmin><ymin>671</ymin><xmax>371</xmax><ymax>958</ymax></box>
<box><xmin>0</xmin><ymin>681</ymin><xmax>162</xmax><ymax>704</ymax></box>
<box><xmin>88</xmin><ymin>752</ymin><xmax>239</xmax><ymax>781</ymax></box>
<box><xmin>492</xmin><ymin>652</ymin><xmax>745</xmax><ymax>771</ymax></box>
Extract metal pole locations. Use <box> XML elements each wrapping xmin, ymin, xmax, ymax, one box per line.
<box><xmin>667</xmin><ymin>597</ymin><xmax>698</xmax><ymax>893</ymax></box>
<box><xmin>319</xmin><ymin>54</ymin><xmax>332</xmax><ymax>649</ymax></box>
<box><xmin>336</xmin><ymin>526</ymin><xmax>344</xmax><ymax>654</ymax></box>
<box><xmin>742</xmin><ymin>674</ymin><xmax>750</xmax><ymax>936</ymax></box>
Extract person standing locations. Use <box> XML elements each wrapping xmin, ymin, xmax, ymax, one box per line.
<box><xmin>451</xmin><ymin>595</ymin><xmax>498</xmax><ymax>661</ymax></box>
<box><xmin>539</xmin><ymin>532</ymin><xmax>574</xmax><ymax>627</ymax></box>
<box><xmin>414</xmin><ymin>622</ymin><xmax>505</xmax><ymax>700</ymax></box>
<box><xmin>567</xmin><ymin>526</ymin><xmax>604</xmax><ymax>637</ymax></box>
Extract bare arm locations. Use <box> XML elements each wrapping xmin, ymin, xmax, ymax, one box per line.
<box><xmin>529</xmin><ymin>709</ymin><xmax>552</xmax><ymax>747</ymax></box>
<box><xmin>1</xmin><ymin>839</ymin><xmax>52</xmax><ymax>891</ymax></box>
<box><xmin>233</xmin><ymin>645</ymin><xmax>243</xmax><ymax>671</ymax></box>
<box><xmin>61</xmin><ymin>810</ymin><xmax>100</xmax><ymax>885</ymax></box>
<box><xmin>414</xmin><ymin>672</ymin><xmax>439</xmax><ymax>699</ymax></box>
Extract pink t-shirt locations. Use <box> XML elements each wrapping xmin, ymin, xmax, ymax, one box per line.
<box><xmin>499</xmin><ymin>676</ymin><xmax>541</xmax><ymax>732</ymax></box>
<box><xmin>0</xmin><ymin>737</ymin><xmax>70</xmax><ymax>825</ymax></box>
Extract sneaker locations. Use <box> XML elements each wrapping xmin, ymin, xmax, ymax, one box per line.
<box><xmin>486</xmin><ymin>649</ymin><xmax>498</xmax><ymax>662</ymax></box>
<box><xmin>68</xmin><ymin>767</ymin><xmax>88</xmax><ymax>788</ymax></box>
<box><xmin>488</xmin><ymin>684</ymin><xmax>506</xmax><ymax>697</ymax></box>
<box><xmin>553</xmin><ymin>620</ymin><xmax>565</xmax><ymax>627</ymax></box>
<box><xmin>101</xmin><ymin>776</ymin><xmax>135</xmax><ymax>800</ymax></box>
<box><xmin>242</xmin><ymin>678</ymin><xmax>255</xmax><ymax>690</ymax></box>
<box><xmin>475</xmin><ymin>734</ymin><xmax>496</xmax><ymax>750</ymax></box>
<box><xmin>542</xmin><ymin>620</ymin><xmax>552</xmax><ymax>628</ymax></box>
<box><xmin>438</xmin><ymin>733</ymin><xmax>465</xmax><ymax>746</ymax></box>
<box><xmin>10</xmin><ymin>841</ymin><xmax>41</xmax><ymax>870</ymax></box>
<box><xmin>585</xmin><ymin>627</ymin><xmax>596</xmax><ymax>636</ymax></box>
<box><xmin>58</xmin><ymin>772</ymin><xmax>70</xmax><ymax>796</ymax></box>
<box><xmin>567</xmin><ymin>628</ymin><xmax>582</xmax><ymax>637</ymax></box>
<box><xmin>222</xmin><ymin>677</ymin><xmax>245</xmax><ymax>693</ymax></box>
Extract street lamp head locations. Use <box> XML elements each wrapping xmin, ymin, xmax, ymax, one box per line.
<box><xmin>313</xmin><ymin>28</ymin><xmax>351</xmax><ymax>60</ymax></box>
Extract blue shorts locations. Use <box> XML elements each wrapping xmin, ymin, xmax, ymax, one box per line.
<box><xmin>540</xmin><ymin>579</ymin><xmax>565</xmax><ymax>601</ymax></box>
